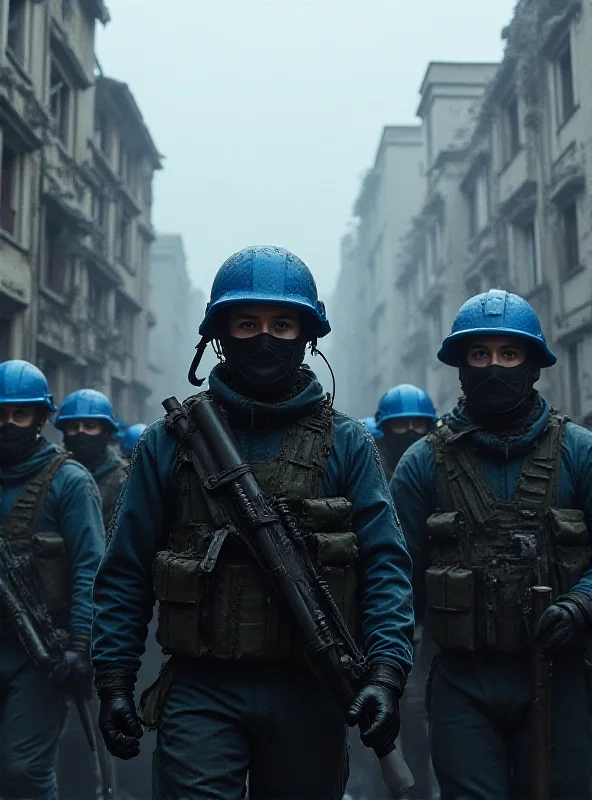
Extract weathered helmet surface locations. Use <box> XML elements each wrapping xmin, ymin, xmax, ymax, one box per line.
<box><xmin>0</xmin><ymin>360</ymin><xmax>56</xmax><ymax>410</ymax></box>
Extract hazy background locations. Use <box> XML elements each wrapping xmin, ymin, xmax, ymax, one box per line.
<box><xmin>96</xmin><ymin>0</ymin><xmax>516</xmax><ymax>300</ymax></box>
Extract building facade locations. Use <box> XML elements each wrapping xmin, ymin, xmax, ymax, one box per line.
<box><xmin>333</xmin><ymin>0</ymin><xmax>592</xmax><ymax>420</ymax></box>
<box><xmin>0</xmin><ymin>0</ymin><xmax>160</xmax><ymax>422</ymax></box>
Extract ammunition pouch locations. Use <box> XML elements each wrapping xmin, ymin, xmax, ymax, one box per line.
<box><xmin>154</xmin><ymin>498</ymin><xmax>358</xmax><ymax>660</ymax></box>
<box><xmin>32</xmin><ymin>532</ymin><xmax>70</xmax><ymax>622</ymax></box>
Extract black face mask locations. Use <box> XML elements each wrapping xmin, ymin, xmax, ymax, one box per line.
<box><xmin>221</xmin><ymin>333</ymin><xmax>307</xmax><ymax>399</ymax></box>
<box><xmin>64</xmin><ymin>431</ymin><xmax>109</xmax><ymax>472</ymax></box>
<box><xmin>460</xmin><ymin>362</ymin><xmax>536</xmax><ymax>426</ymax></box>
<box><xmin>0</xmin><ymin>423</ymin><xmax>40</xmax><ymax>467</ymax></box>
<box><xmin>383</xmin><ymin>429</ymin><xmax>425</xmax><ymax>469</ymax></box>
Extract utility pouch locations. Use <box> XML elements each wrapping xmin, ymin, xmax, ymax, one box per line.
<box><xmin>31</xmin><ymin>532</ymin><xmax>70</xmax><ymax>618</ymax></box>
<box><xmin>137</xmin><ymin>658</ymin><xmax>176</xmax><ymax>730</ymax></box>
<box><xmin>302</xmin><ymin>498</ymin><xmax>353</xmax><ymax>532</ymax></box>
<box><xmin>548</xmin><ymin>508</ymin><xmax>590</xmax><ymax>594</ymax></box>
<box><xmin>426</xmin><ymin>512</ymin><xmax>461</xmax><ymax>543</ymax></box>
<box><xmin>153</xmin><ymin>550</ymin><xmax>211</xmax><ymax>658</ymax></box>
<box><xmin>425</xmin><ymin>566</ymin><xmax>475</xmax><ymax>650</ymax></box>
<box><xmin>485</xmin><ymin>572</ymin><xmax>528</xmax><ymax>652</ymax></box>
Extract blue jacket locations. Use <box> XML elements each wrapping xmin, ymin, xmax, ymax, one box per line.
<box><xmin>92</xmin><ymin>366</ymin><xmax>414</xmax><ymax>678</ymax></box>
<box><xmin>0</xmin><ymin>441</ymin><xmax>104</xmax><ymax>639</ymax></box>
<box><xmin>391</xmin><ymin>395</ymin><xmax>592</xmax><ymax>616</ymax></box>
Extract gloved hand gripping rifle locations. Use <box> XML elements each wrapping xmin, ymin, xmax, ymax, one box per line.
<box><xmin>163</xmin><ymin>395</ymin><xmax>414</xmax><ymax>798</ymax></box>
<box><xmin>0</xmin><ymin>538</ymin><xmax>114</xmax><ymax>799</ymax></box>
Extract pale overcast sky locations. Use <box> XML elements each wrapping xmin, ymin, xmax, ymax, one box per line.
<box><xmin>96</xmin><ymin>0</ymin><xmax>516</xmax><ymax>301</ymax></box>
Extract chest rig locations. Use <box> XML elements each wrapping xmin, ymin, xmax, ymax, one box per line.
<box><xmin>425</xmin><ymin>413</ymin><xmax>590</xmax><ymax>653</ymax></box>
<box><xmin>153</xmin><ymin>394</ymin><xmax>359</xmax><ymax>661</ymax></box>
<box><xmin>0</xmin><ymin>449</ymin><xmax>71</xmax><ymax>632</ymax></box>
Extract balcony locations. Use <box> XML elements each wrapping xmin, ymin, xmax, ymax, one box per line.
<box><xmin>0</xmin><ymin>65</ymin><xmax>48</xmax><ymax>152</ymax></box>
<box><xmin>498</xmin><ymin>146</ymin><xmax>536</xmax><ymax>212</ymax></box>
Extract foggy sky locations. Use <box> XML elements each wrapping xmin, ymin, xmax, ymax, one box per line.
<box><xmin>96</xmin><ymin>0</ymin><xmax>516</xmax><ymax>301</ymax></box>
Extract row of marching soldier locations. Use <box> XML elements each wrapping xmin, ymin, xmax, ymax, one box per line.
<box><xmin>0</xmin><ymin>244</ymin><xmax>590</xmax><ymax>800</ymax></box>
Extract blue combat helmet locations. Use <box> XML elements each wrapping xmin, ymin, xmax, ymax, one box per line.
<box><xmin>360</xmin><ymin>416</ymin><xmax>384</xmax><ymax>440</ymax></box>
<box><xmin>0</xmin><ymin>360</ymin><xmax>56</xmax><ymax>410</ymax></box>
<box><xmin>199</xmin><ymin>246</ymin><xmax>330</xmax><ymax>340</ymax></box>
<box><xmin>376</xmin><ymin>384</ymin><xmax>437</xmax><ymax>429</ymax></box>
<box><xmin>54</xmin><ymin>389</ymin><xmax>118</xmax><ymax>433</ymax></box>
<box><xmin>120</xmin><ymin>423</ymin><xmax>147</xmax><ymax>456</ymax></box>
<box><xmin>438</xmin><ymin>289</ymin><xmax>556</xmax><ymax>368</ymax></box>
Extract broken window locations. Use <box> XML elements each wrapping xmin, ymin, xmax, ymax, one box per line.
<box><xmin>43</xmin><ymin>216</ymin><xmax>71</xmax><ymax>296</ymax></box>
<box><xmin>557</xmin><ymin>40</ymin><xmax>576</xmax><ymax>124</ymax></box>
<box><xmin>561</xmin><ymin>201</ymin><xmax>579</xmax><ymax>274</ymax></box>
<box><xmin>0</xmin><ymin>144</ymin><xmax>18</xmax><ymax>237</ymax></box>
<box><xmin>502</xmin><ymin>94</ymin><xmax>520</xmax><ymax>164</ymax></box>
<box><xmin>49</xmin><ymin>63</ymin><xmax>71</xmax><ymax>147</ymax></box>
<box><xmin>7</xmin><ymin>0</ymin><xmax>26</xmax><ymax>64</ymax></box>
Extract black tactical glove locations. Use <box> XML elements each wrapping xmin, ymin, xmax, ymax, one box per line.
<box><xmin>96</xmin><ymin>672</ymin><xmax>143</xmax><ymax>760</ymax></box>
<box><xmin>346</xmin><ymin>663</ymin><xmax>404</xmax><ymax>756</ymax></box>
<box><xmin>535</xmin><ymin>592</ymin><xmax>592</xmax><ymax>656</ymax></box>
<box><xmin>53</xmin><ymin>636</ymin><xmax>92</xmax><ymax>688</ymax></box>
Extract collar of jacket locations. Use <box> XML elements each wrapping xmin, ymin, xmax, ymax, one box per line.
<box><xmin>207</xmin><ymin>363</ymin><xmax>327</xmax><ymax>429</ymax></box>
<box><xmin>92</xmin><ymin>448</ymin><xmax>125</xmax><ymax>480</ymax></box>
<box><xmin>443</xmin><ymin>392</ymin><xmax>551</xmax><ymax>457</ymax></box>
<box><xmin>0</xmin><ymin>439</ymin><xmax>59</xmax><ymax>484</ymax></box>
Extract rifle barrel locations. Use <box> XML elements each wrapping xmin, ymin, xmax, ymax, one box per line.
<box><xmin>532</xmin><ymin>585</ymin><xmax>552</xmax><ymax>800</ymax></box>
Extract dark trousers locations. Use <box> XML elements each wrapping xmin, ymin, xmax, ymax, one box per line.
<box><xmin>0</xmin><ymin>637</ymin><xmax>67</xmax><ymax>800</ymax></box>
<box><xmin>153</xmin><ymin>659</ymin><xmax>348</xmax><ymax>800</ymax></box>
<box><xmin>429</xmin><ymin>650</ymin><xmax>592</xmax><ymax>800</ymax></box>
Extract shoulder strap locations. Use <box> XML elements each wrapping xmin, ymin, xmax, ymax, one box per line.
<box><xmin>430</xmin><ymin>424</ymin><xmax>498</xmax><ymax>527</ymax></box>
<box><xmin>515</xmin><ymin>412</ymin><xmax>567</xmax><ymax>514</ymax></box>
<box><xmin>0</xmin><ymin>449</ymin><xmax>71</xmax><ymax>543</ymax></box>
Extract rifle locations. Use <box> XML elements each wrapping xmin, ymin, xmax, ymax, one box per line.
<box><xmin>163</xmin><ymin>395</ymin><xmax>414</xmax><ymax>798</ymax></box>
<box><xmin>531</xmin><ymin>585</ymin><xmax>552</xmax><ymax>800</ymax></box>
<box><xmin>0</xmin><ymin>538</ymin><xmax>115</xmax><ymax>799</ymax></box>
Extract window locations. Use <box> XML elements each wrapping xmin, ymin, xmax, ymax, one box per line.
<box><xmin>115</xmin><ymin>298</ymin><xmax>135</xmax><ymax>354</ymax></box>
<box><xmin>49</xmin><ymin>63</ymin><xmax>71</xmax><ymax>147</ymax></box>
<box><xmin>0</xmin><ymin>144</ymin><xmax>18</xmax><ymax>237</ymax></box>
<box><xmin>465</xmin><ymin>168</ymin><xmax>490</xmax><ymax>239</ymax></box>
<box><xmin>116</xmin><ymin>208</ymin><xmax>132</xmax><ymax>265</ymax></box>
<box><xmin>43</xmin><ymin>216</ymin><xmax>71</xmax><ymax>296</ymax></box>
<box><xmin>561</xmin><ymin>201</ymin><xmax>579</xmax><ymax>274</ymax></box>
<box><xmin>466</xmin><ymin>184</ymin><xmax>477</xmax><ymax>239</ymax></box>
<box><xmin>0</xmin><ymin>318</ymin><xmax>12</xmax><ymax>361</ymax></box>
<box><xmin>510</xmin><ymin>219</ymin><xmax>542</xmax><ymax>290</ymax></box>
<box><xmin>567</xmin><ymin>340</ymin><xmax>582</xmax><ymax>418</ymax></box>
<box><xmin>557</xmin><ymin>40</ymin><xmax>575</xmax><ymax>124</ymax></box>
<box><xmin>502</xmin><ymin>94</ymin><xmax>520</xmax><ymax>164</ymax></box>
<box><xmin>7</xmin><ymin>0</ymin><xmax>26</xmax><ymax>64</ymax></box>
<box><xmin>92</xmin><ymin>191</ymin><xmax>106</xmax><ymax>229</ymax></box>
<box><xmin>119</xmin><ymin>142</ymin><xmax>133</xmax><ymax>186</ymax></box>
<box><xmin>88</xmin><ymin>276</ymin><xmax>108</xmax><ymax>325</ymax></box>
<box><xmin>93</xmin><ymin>111</ymin><xmax>110</xmax><ymax>155</ymax></box>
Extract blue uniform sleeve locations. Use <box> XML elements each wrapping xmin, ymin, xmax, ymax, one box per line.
<box><xmin>562</xmin><ymin>423</ymin><xmax>592</xmax><ymax>601</ymax></box>
<box><xmin>52</xmin><ymin>462</ymin><xmax>105</xmax><ymax>639</ymax></box>
<box><xmin>328</xmin><ymin>415</ymin><xmax>414</xmax><ymax>677</ymax></box>
<box><xmin>390</xmin><ymin>438</ymin><xmax>438</xmax><ymax>620</ymax></box>
<box><xmin>91</xmin><ymin>420</ymin><xmax>177</xmax><ymax>677</ymax></box>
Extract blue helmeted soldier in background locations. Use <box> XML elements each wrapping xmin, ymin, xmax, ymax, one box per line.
<box><xmin>120</xmin><ymin>424</ymin><xmax>147</xmax><ymax>461</ymax></box>
<box><xmin>55</xmin><ymin>389</ymin><xmax>128</xmax><ymax>530</ymax></box>
<box><xmin>392</xmin><ymin>290</ymin><xmax>592</xmax><ymax>799</ymax></box>
<box><xmin>0</xmin><ymin>360</ymin><xmax>104</xmax><ymax>800</ymax></box>
<box><xmin>91</xmin><ymin>245</ymin><xmax>414</xmax><ymax>800</ymax></box>
<box><xmin>373</xmin><ymin>384</ymin><xmax>439</xmax><ymax>800</ymax></box>
<box><xmin>359</xmin><ymin>416</ymin><xmax>383</xmax><ymax>441</ymax></box>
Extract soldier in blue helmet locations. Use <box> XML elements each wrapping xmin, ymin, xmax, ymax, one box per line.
<box><xmin>119</xmin><ymin>423</ymin><xmax>147</xmax><ymax>459</ymax></box>
<box><xmin>392</xmin><ymin>290</ymin><xmax>592</xmax><ymax>799</ymax></box>
<box><xmin>91</xmin><ymin>245</ymin><xmax>414</xmax><ymax>800</ymax></box>
<box><xmin>0</xmin><ymin>361</ymin><xmax>104</xmax><ymax>798</ymax></box>
<box><xmin>375</xmin><ymin>384</ymin><xmax>438</xmax><ymax>483</ymax></box>
<box><xmin>55</xmin><ymin>389</ymin><xmax>128</xmax><ymax>530</ymax></box>
<box><xmin>359</xmin><ymin>416</ymin><xmax>383</xmax><ymax>440</ymax></box>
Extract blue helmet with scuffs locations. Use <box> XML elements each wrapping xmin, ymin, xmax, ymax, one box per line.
<box><xmin>199</xmin><ymin>246</ymin><xmax>330</xmax><ymax>340</ymax></box>
<box><xmin>376</xmin><ymin>384</ymin><xmax>437</xmax><ymax>428</ymax></box>
<box><xmin>438</xmin><ymin>289</ymin><xmax>556</xmax><ymax>368</ymax></box>
<box><xmin>120</xmin><ymin>423</ymin><xmax>147</xmax><ymax>456</ymax></box>
<box><xmin>0</xmin><ymin>360</ymin><xmax>56</xmax><ymax>410</ymax></box>
<box><xmin>359</xmin><ymin>416</ymin><xmax>384</xmax><ymax>440</ymax></box>
<box><xmin>54</xmin><ymin>389</ymin><xmax>118</xmax><ymax>433</ymax></box>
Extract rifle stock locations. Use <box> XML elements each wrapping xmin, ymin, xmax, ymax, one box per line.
<box><xmin>163</xmin><ymin>395</ymin><xmax>414</xmax><ymax>798</ymax></box>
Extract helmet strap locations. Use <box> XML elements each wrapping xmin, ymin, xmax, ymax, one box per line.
<box><xmin>310</xmin><ymin>343</ymin><xmax>335</xmax><ymax>407</ymax></box>
<box><xmin>187</xmin><ymin>337</ymin><xmax>210</xmax><ymax>387</ymax></box>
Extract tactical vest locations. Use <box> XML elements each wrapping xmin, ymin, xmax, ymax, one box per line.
<box><xmin>95</xmin><ymin>456</ymin><xmax>127</xmax><ymax>529</ymax></box>
<box><xmin>0</xmin><ymin>449</ymin><xmax>72</xmax><ymax>632</ymax></box>
<box><xmin>153</xmin><ymin>395</ymin><xmax>359</xmax><ymax>661</ymax></box>
<box><xmin>425</xmin><ymin>413</ymin><xmax>590</xmax><ymax>654</ymax></box>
